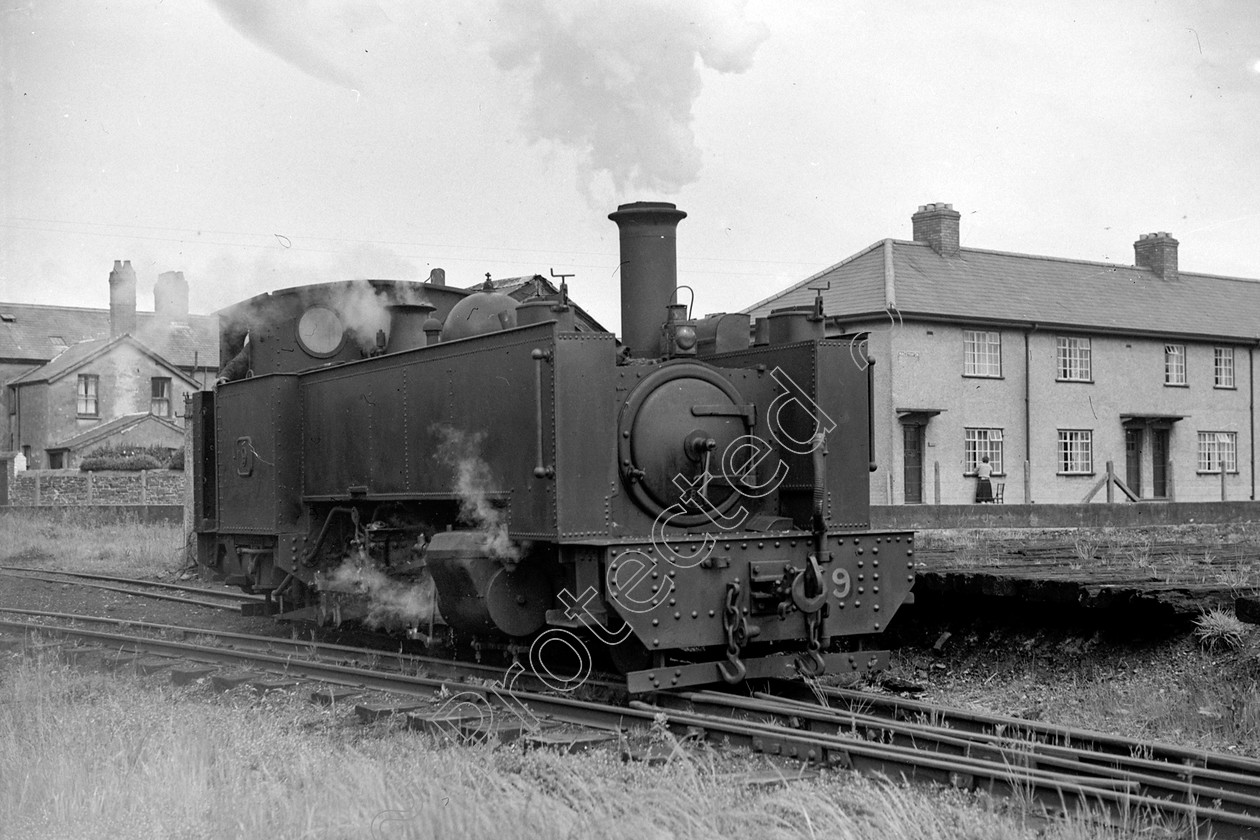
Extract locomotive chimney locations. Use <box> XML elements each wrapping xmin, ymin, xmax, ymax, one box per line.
<box><xmin>609</xmin><ymin>201</ymin><xmax>687</xmax><ymax>358</ymax></box>
<box><xmin>108</xmin><ymin>259</ymin><xmax>137</xmax><ymax>337</ymax></box>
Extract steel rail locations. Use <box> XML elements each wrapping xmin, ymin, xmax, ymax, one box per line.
<box><xmin>0</xmin><ymin>607</ymin><xmax>627</xmax><ymax>697</ymax></box>
<box><xmin>4</xmin><ymin>613</ymin><xmax>1257</xmax><ymax>835</ymax></box>
<box><xmin>681</xmin><ymin>690</ymin><xmax>1260</xmax><ymax>819</ymax></box>
<box><xmin>0</xmin><ymin>565</ymin><xmax>266</xmax><ymax>600</ymax></box>
<box><xmin>629</xmin><ymin>698</ymin><xmax>1260</xmax><ymax>839</ymax></box>
<box><xmin>0</xmin><ymin>616</ymin><xmax>653</xmax><ymax>736</ymax></box>
<box><xmin>0</xmin><ymin>569</ymin><xmax>249</xmax><ymax>612</ymax></box>
<box><xmin>811</xmin><ymin>684</ymin><xmax>1260</xmax><ymax>779</ymax></box>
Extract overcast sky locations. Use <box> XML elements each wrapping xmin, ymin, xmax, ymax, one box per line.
<box><xmin>2</xmin><ymin>1</ymin><xmax>1258</xmax><ymax>334</ymax></box>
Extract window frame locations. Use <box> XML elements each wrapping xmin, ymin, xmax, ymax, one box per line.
<box><xmin>76</xmin><ymin>374</ymin><xmax>99</xmax><ymax>418</ymax></box>
<box><xmin>150</xmin><ymin>377</ymin><xmax>172</xmax><ymax>418</ymax></box>
<box><xmin>1056</xmin><ymin>429</ymin><xmax>1094</xmax><ymax>475</ymax></box>
<box><xmin>1055</xmin><ymin>336</ymin><xmax>1092</xmax><ymax>382</ymax></box>
<box><xmin>1214</xmin><ymin>346</ymin><xmax>1236</xmax><ymax>390</ymax></box>
<box><xmin>963</xmin><ymin>330</ymin><xmax>1003</xmax><ymax>378</ymax></box>
<box><xmin>963</xmin><ymin>427</ymin><xmax>1005</xmax><ymax>475</ymax></box>
<box><xmin>1197</xmin><ymin>431</ymin><xmax>1238</xmax><ymax>474</ymax></box>
<box><xmin>1164</xmin><ymin>343</ymin><xmax>1187</xmax><ymax>387</ymax></box>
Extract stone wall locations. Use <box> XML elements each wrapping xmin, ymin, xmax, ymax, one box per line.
<box><xmin>872</xmin><ymin>500</ymin><xmax>1260</xmax><ymax>531</ymax></box>
<box><xmin>8</xmin><ymin>468</ymin><xmax>185</xmax><ymax>506</ymax></box>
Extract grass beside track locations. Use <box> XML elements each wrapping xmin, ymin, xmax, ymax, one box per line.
<box><xmin>0</xmin><ymin>508</ymin><xmax>185</xmax><ymax>578</ymax></box>
<box><xmin>0</xmin><ymin>654</ymin><xmax>1183</xmax><ymax>840</ymax></box>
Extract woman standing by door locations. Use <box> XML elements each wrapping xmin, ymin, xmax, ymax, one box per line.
<box><xmin>975</xmin><ymin>456</ymin><xmax>994</xmax><ymax>503</ymax></box>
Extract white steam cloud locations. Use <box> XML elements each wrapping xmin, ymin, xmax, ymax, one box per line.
<box><xmin>490</xmin><ymin>0</ymin><xmax>769</xmax><ymax>194</ymax></box>
<box><xmin>434</xmin><ymin>426</ymin><xmax>518</xmax><ymax>562</ymax></box>
<box><xmin>324</xmin><ymin>556</ymin><xmax>437</xmax><ymax>629</ymax></box>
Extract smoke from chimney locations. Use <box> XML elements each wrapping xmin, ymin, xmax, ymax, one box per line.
<box><xmin>490</xmin><ymin>0</ymin><xmax>768</xmax><ymax>195</ymax></box>
<box><xmin>155</xmin><ymin>271</ymin><xmax>190</xmax><ymax>324</ymax></box>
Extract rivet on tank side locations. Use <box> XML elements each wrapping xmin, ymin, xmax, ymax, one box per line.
<box><xmin>741</xmin><ymin>543</ymin><xmax>747</xmax><ymax>550</ymax></box>
<box><xmin>758</xmin><ymin>542</ymin><xmax>764</xmax><ymax>549</ymax></box>
<box><xmin>774</xmin><ymin>541</ymin><xmax>780</xmax><ymax>548</ymax></box>
<box><xmin>652</xmin><ymin>619</ymin><xmax>659</xmax><ymax>626</ymax></box>
<box><xmin>691</xmin><ymin>611</ymin><xmax>698</xmax><ymax>618</ymax></box>
<box><xmin>873</xmin><ymin>604</ymin><xmax>880</xmax><ymax>611</ymax></box>
<box><xmin>669</xmin><ymin>598</ymin><xmax>676</xmax><ymax>606</ymax></box>
<box><xmin>708</xmin><ymin>609</ymin><xmax>716</xmax><ymax>617</ymax></box>
<box><xmin>674</xmin><ymin>612</ymin><xmax>681</xmax><ymax>620</ymax></box>
<box><xmin>652</xmin><ymin>639</ymin><xmax>660</xmax><ymax>646</ymax></box>
<box><xmin>873</xmin><ymin>623</ymin><xmax>881</xmax><ymax>630</ymax></box>
<box><xmin>906</xmin><ymin>575</ymin><xmax>914</xmax><ymax>582</ymax></box>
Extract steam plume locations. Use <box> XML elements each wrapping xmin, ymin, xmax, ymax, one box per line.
<box><xmin>433</xmin><ymin>426</ymin><xmax>518</xmax><ymax>561</ymax></box>
<box><xmin>489</xmin><ymin>0</ymin><xmax>769</xmax><ymax>194</ymax></box>
<box><xmin>325</xmin><ymin>555</ymin><xmax>437</xmax><ymax>629</ymax></box>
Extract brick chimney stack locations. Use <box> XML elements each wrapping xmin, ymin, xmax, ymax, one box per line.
<box><xmin>108</xmin><ymin>259</ymin><xmax>137</xmax><ymax>337</ymax></box>
<box><xmin>154</xmin><ymin>270</ymin><xmax>190</xmax><ymax>323</ymax></box>
<box><xmin>1134</xmin><ymin>232</ymin><xmax>1179</xmax><ymax>282</ymax></box>
<box><xmin>911</xmin><ymin>202</ymin><xmax>961</xmax><ymax>256</ymax></box>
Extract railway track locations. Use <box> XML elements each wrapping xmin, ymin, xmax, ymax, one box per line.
<box><xmin>2</xmin><ymin>607</ymin><xmax>1259</xmax><ymax>836</ymax></box>
<box><xmin>0</xmin><ymin>565</ymin><xmax>265</xmax><ymax>612</ymax></box>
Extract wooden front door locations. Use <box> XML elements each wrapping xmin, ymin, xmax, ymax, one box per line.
<box><xmin>1125</xmin><ymin>429</ymin><xmax>1142</xmax><ymax>498</ymax></box>
<box><xmin>903</xmin><ymin>425</ymin><xmax>923</xmax><ymax>504</ymax></box>
<box><xmin>1151</xmin><ymin>429</ymin><xmax>1170</xmax><ymax>498</ymax></box>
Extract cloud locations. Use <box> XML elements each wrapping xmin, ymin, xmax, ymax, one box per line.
<box><xmin>207</xmin><ymin>0</ymin><xmax>381</xmax><ymax>89</ymax></box>
<box><xmin>488</xmin><ymin>0</ymin><xmax>769</xmax><ymax>196</ymax></box>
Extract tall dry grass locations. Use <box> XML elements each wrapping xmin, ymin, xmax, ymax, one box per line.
<box><xmin>0</xmin><ymin>509</ymin><xmax>185</xmax><ymax>578</ymax></box>
<box><xmin>0</xmin><ymin>652</ymin><xmax>1183</xmax><ymax>840</ymax></box>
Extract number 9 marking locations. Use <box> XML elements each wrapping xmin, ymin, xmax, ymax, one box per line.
<box><xmin>831</xmin><ymin>568</ymin><xmax>851</xmax><ymax>599</ymax></box>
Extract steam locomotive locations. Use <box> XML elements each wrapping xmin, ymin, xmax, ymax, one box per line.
<box><xmin>190</xmin><ymin>202</ymin><xmax>914</xmax><ymax>693</ymax></box>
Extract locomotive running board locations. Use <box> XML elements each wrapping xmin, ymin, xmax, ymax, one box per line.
<box><xmin>627</xmin><ymin>649</ymin><xmax>890</xmax><ymax>694</ymax></box>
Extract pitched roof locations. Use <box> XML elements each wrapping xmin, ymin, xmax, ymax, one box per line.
<box><xmin>467</xmin><ymin>274</ymin><xmax>610</xmax><ymax>333</ymax></box>
<box><xmin>8</xmin><ymin>334</ymin><xmax>200</xmax><ymax>386</ymax></box>
<box><xmin>744</xmin><ymin>240</ymin><xmax>1260</xmax><ymax>342</ymax></box>
<box><xmin>51</xmin><ymin>412</ymin><xmax>183</xmax><ymax>452</ymax></box>
<box><xmin>0</xmin><ymin>302</ymin><xmax>218</xmax><ymax>368</ymax></box>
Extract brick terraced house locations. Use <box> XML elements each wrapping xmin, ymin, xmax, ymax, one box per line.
<box><xmin>2</xmin><ymin>261</ymin><xmax>219</xmax><ymax>469</ymax></box>
<box><xmin>745</xmin><ymin>204</ymin><xmax>1260</xmax><ymax>505</ymax></box>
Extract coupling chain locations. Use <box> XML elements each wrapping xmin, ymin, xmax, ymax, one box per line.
<box><xmin>718</xmin><ymin>584</ymin><xmax>748</xmax><ymax>684</ymax></box>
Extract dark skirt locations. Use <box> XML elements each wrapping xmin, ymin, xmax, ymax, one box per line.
<box><xmin>975</xmin><ymin>478</ymin><xmax>994</xmax><ymax>503</ymax></box>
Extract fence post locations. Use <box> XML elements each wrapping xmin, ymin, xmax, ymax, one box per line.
<box><xmin>1221</xmin><ymin>459</ymin><xmax>1228</xmax><ymax>502</ymax></box>
<box><xmin>33</xmin><ymin>472</ymin><xmax>41</xmax><ymax>506</ymax></box>
<box><xmin>1023</xmin><ymin>460</ymin><xmax>1031</xmax><ymax>504</ymax></box>
<box><xmin>933</xmin><ymin>462</ymin><xmax>941</xmax><ymax>505</ymax></box>
<box><xmin>1105</xmin><ymin>461</ymin><xmax>1115</xmax><ymax>503</ymax></box>
<box><xmin>1168</xmin><ymin>460</ymin><xmax>1175</xmax><ymax>501</ymax></box>
<box><xmin>140</xmin><ymin>470</ymin><xmax>148</xmax><ymax>504</ymax></box>
<box><xmin>87</xmin><ymin>471</ymin><xmax>94</xmax><ymax>504</ymax></box>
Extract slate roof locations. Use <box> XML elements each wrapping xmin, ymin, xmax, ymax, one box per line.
<box><xmin>51</xmin><ymin>412</ymin><xmax>183</xmax><ymax>452</ymax></box>
<box><xmin>744</xmin><ymin>240</ymin><xmax>1260</xmax><ymax>342</ymax></box>
<box><xmin>8</xmin><ymin>334</ymin><xmax>200</xmax><ymax>386</ymax></box>
<box><xmin>0</xmin><ymin>302</ymin><xmax>218</xmax><ymax>368</ymax></box>
<box><xmin>470</xmin><ymin>275</ymin><xmax>609</xmax><ymax>333</ymax></box>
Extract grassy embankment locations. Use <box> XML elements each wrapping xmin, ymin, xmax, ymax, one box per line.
<box><xmin>0</xmin><ymin>653</ymin><xmax>1185</xmax><ymax>840</ymax></box>
<box><xmin>0</xmin><ymin>508</ymin><xmax>185</xmax><ymax>578</ymax></box>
